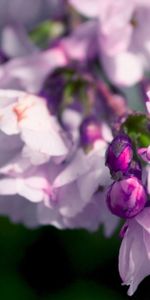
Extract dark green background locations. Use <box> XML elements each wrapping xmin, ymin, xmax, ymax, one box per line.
<box><xmin>0</xmin><ymin>217</ymin><xmax>149</xmax><ymax>300</ymax></box>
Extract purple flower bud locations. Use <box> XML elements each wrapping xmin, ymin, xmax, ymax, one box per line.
<box><xmin>105</xmin><ymin>134</ymin><xmax>133</xmax><ymax>175</ymax></box>
<box><xmin>80</xmin><ymin>116</ymin><xmax>102</xmax><ymax>146</ymax></box>
<box><xmin>107</xmin><ymin>177</ymin><xmax>147</xmax><ymax>219</ymax></box>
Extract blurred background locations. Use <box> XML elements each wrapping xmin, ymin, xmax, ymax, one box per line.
<box><xmin>0</xmin><ymin>216</ymin><xmax>149</xmax><ymax>300</ymax></box>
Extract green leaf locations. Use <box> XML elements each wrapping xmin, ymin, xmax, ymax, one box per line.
<box><xmin>30</xmin><ymin>21</ymin><xmax>65</xmax><ymax>48</ymax></box>
<box><xmin>122</xmin><ymin>113</ymin><xmax>150</xmax><ymax>148</ymax></box>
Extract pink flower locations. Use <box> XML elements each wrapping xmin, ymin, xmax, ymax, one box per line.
<box><xmin>119</xmin><ymin>207</ymin><xmax>150</xmax><ymax>295</ymax></box>
<box><xmin>0</xmin><ymin>154</ymin><xmax>119</xmax><ymax>233</ymax></box>
<box><xmin>0</xmin><ymin>90</ymin><xmax>68</xmax><ymax>164</ymax></box>
<box><xmin>69</xmin><ymin>0</ymin><xmax>150</xmax><ymax>86</ymax></box>
<box><xmin>0</xmin><ymin>47</ymin><xmax>67</xmax><ymax>93</ymax></box>
<box><xmin>0</xmin><ymin>21</ymin><xmax>97</xmax><ymax>93</ymax></box>
<box><xmin>0</xmin><ymin>113</ymin><xmax>119</xmax><ymax>234</ymax></box>
<box><xmin>38</xmin><ymin>189</ymin><xmax>119</xmax><ymax>234</ymax></box>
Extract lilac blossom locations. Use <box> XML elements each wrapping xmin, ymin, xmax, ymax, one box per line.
<box><xmin>69</xmin><ymin>0</ymin><xmax>150</xmax><ymax>86</ymax></box>
<box><xmin>0</xmin><ymin>90</ymin><xmax>68</xmax><ymax>164</ymax></box>
<box><xmin>0</xmin><ymin>46</ymin><xmax>67</xmax><ymax>92</ymax></box>
<box><xmin>0</xmin><ymin>20</ymin><xmax>98</xmax><ymax>93</ymax></box>
<box><xmin>0</xmin><ymin>88</ymin><xmax>119</xmax><ymax>234</ymax></box>
<box><xmin>0</xmin><ymin>138</ymin><xmax>119</xmax><ymax>234</ymax></box>
<box><xmin>119</xmin><ymin>207</ymin><xmax>150</xmax><ymax>296</ymax></box>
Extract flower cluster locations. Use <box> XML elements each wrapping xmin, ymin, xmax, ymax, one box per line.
<box><xmin>0</xmin><ymin>83</ymin><xmax>120</xmax><ymax>234</ymax></box>
<box><xmin>1</xmin><ymin>0</ymin><xmax>150</xmax><ymax>297</ymax></box>
<box><xmin>104</xmin><ymin>94</ymin><xmax>150</xmax><ymax>295</ymax></box>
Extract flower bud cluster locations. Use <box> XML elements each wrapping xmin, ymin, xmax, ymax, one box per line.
<box><xmin>105</xmin><ymin>134</ymin><xmax>147</xmax><ymax>219</ymax></box>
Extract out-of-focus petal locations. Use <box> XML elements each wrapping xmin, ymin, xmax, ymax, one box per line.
<box><xmin>0</xmin><ymin>47</ymin><xmax>67</xmax><ymax>93</ymax></box>
<box><xmin>0</xmin><ymin>195</ymin><xmax>38</xmax><ymax>228</ymax></box>
<box><xmin>69</xmin><ymin>0</ymin><xmax>101</xmax><ymax>18</ymax></box>
<box><xmin>1</xmin><ymin>24</ymin><xmax>38</xmax><ymax>58</ymax></box>
<box><xmin>62</xmin><ymin>20</ymin><xmax>97</xmax><ymax>62</ymax></box>
<box><xmin>136</xmin><ymin>207</ymin><xmax>150</xmax><ymax>234</ymax></box>
<box><xmin>53</xmin><ymin>149</ymin><xmax>90</xmax><ymax>187</ymax></box>
<box><xmin>101</xmin><ymin>51</ymin><xmax>143</xmax><ymax>86</ymax></box>
<box><xmin>119</xmin><ymin>210</ymin><xmax>150</xmax><ymax>296</ymax></box>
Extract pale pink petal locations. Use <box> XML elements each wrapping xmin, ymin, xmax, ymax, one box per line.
<box><xmin>98</xmin><ymin>0</ymin><xmax>134</xmax><ymax>35</ymax></box>
<box><xmin>22</xmin><ymin>146</ymin><xmax>50</xmax><ymax>165</ymax></box>
<box><xmin>101</xmin><ymin>51</ymin><xmax>143</xmax><ymax>86</ymax></box>
<box><xmin>97</xmin><ymin>192</ymin><xmax>120</xmax><ymax>237</ymax></box>
<box><xmin>53</xmin><ymin>150</ymin><xmax>90</xmax><ymax>188</ymax></box>
<box><xmin>21</xmin><ymin>127</ymin><xmax>68</xmax><ymax>157</ymax></box>
<box><xmin>119</xmin><ymin>216</ymin><xmax>150</xmax><ymax>296</ymax></box>
<box><xmin>1</xmin><ymin>24</ymin><xmax>38</xmax><ymax>58</ymax></box>
<box><xmin>69</xmin><ymin>0</ymin><xmax>101</xmax><ymax>18</ymax></box>
<box><xmin>99</xmin><ymin>25</ymin><xmax>132</xmax><ymax>56</ymax></box>
<box><xmin>0</xmin><ymin>178</ymin><xmax>17</xmax><ymax>195</ymax></box>
<box><xmin>62</xmin><ymin>20</ymin><xmax>97</xmax><ymax>62</ymax></box>
<box><xmin>0</xmin><ymin>154</ymin><xmax>30</xmax><ymax>175</ymax></box>
<box><xmin>135</xmin><ymin>0</ymin><xmax>150</xmax><ymax>6</ymax></box>
<box><xmin>77</xmin><ymin>160</ymin><xmax>111</xmax><ymax>203</ymax></box>
<box><xmin>58</xmin><ymin>182</ymin><xmax>85</xmax><ymax>218</ymax></box>
<box><xmin>0</xmin><ymin>105</ymin><xmax>19</xmax><ymax>134</ymax></box>
<box><xmin>37</xmin><ymin>202</ymin><xmax>65</xmax><ymax>229</ymax></box>
<box><xmin>0</xmin><ymin>89</ymin><xmax>26</xmax><ymax>105</ymax></box>
<box><xmin>136</xmin><ymin>207</ymin><xmax>150</xmax><ymax>234</ymax></box>
<box><xmin>143</xmin><ymin>230</ymin><xmax>150</xmax><ymax>259</ymax></box>
<box><xmin>0</xmin><ymin>195</ymin><xmax>38</xmax><ymax>228</ymax></box>
<box><xmin>16</xmin><ymin>177</ymin><xmax>46</xmax><ymax>203</ymax></box>
<box><xmin>0</xmin><ymin>48</ymin><xmax>67</xmax><ymax>93</ymax></box>
<box><xmin>0</xmin><ymin>132</ymin><xmax>22</xmax><ymax>168</ymax></box>
<box><xmin>101</xmin><ymin>123</ymin><xmax>113</xmax><ymax>143</ymax></box>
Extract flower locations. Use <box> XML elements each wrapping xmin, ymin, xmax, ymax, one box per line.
<box><xmin>105</xmin><ymin>134</ymin><xmax>133</xmax><ymax>176</ymax></box>
<box><xmin>0</xmin><ymin>88</ymin><xmax>119</xmax><ymax>235</ymax></box>
<box><xmin>69</xmin><ymin>0</ymin><xmax>150</xmax><ymax>86</ymax></box>
<box><xmin>0</xmin><ymin>148</ymin><xmax>119</xmax><ymax>234</ymax></box>
<box><xmin>107</xmin><ymin>177</ymin><xmax>147</xmax><ymax>219</ymax></box>
<box><xmin>0</xmin><ymin>20</ymin><xmax>98</xmax><ymax>93</ymax></box>
<box><xmin>0</xmin><ymin>89</ymin><xmax>68</xmax><ymax>164</ymax></box>
<box><xmin>119</xmin><ymin>207</ymin><xmax>150</xmax><ymax>296</ymax></box>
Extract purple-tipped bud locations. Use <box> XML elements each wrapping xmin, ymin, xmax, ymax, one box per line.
<box><xmin>105</xmin><ymin>134</ymin><xmax>133</xmax><ymax>175</ymax></box>
<box><xmin>107</xmin><ymin>177</ymin><xmax>147</xmax><ymax>219</ymax></box>
<box><xmin>80</xmin><ymin>116</ymin><xmax>102</xmax><ymax>146</ymax></box>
